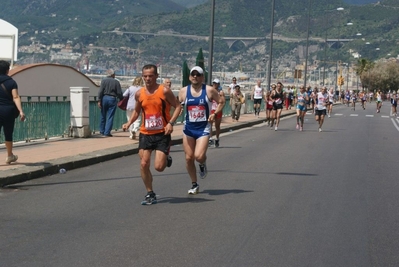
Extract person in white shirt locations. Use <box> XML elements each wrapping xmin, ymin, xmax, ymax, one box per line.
<box><xmin>228</xmin><ymin>77</ymin><xmax>238</xmax><ymax>108</ymax></box>
<box><xmin>251</xmin><ymin>79</ymin><xmax>264</xmax><ymax>117</ymax></box>
<box><xmin>228</xmin><ymin>77</ymin><xmax>237</xmax><ymax>95</ymax></box>
<box><xmin>327</xmin><ymin>88</ymin><xmax>335</xmax><ymax>118</ymax></box>
<box><xmin>123</xmin><ymin>76</ymin><xmax>144</xmax><ymax>139</ymax></box>
<box><xmin>314</xmin><ymin>86</ymin><xmax>328</xmax><ymax>132</ymax></box>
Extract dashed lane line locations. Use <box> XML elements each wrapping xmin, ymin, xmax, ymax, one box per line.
<box><xmin>391</xmin><ymin>118</ymin><xmax>399</xmax><ymax>132</ymax></box>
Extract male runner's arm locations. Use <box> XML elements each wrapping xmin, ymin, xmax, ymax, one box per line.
<box><xmin>208</xmin><ymin>86</ymin><xmax>225</xmax><ymax>122</ymax></box>
<box><xmin>164</xmin><ymin>87</ymin><xmax>182</xmax><ymax>135</ymax></box>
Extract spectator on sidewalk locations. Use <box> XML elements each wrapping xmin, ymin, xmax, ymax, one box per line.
<box><xmin>97</xmin><ymin>69</ymin><xmax>123</xmax><ymax>137</ymax></box>
<box><xmin>231</xmin><ymin>84</ymin><xmax>244</xmax><ymax>122</ymax></box>
<box><xmin>124</xmin><ymin>76</ymin><xmax>144</xmax><ymax>140</ymax></box>
<box><xmin>0</xmin><ymin>60</ymin><xmax>26</xmax><ymax>164</ymax></box>
<box><xmin>163</xmin><ymin>78</ymin><xmax>172</xmax><ymax>90</ymax></box>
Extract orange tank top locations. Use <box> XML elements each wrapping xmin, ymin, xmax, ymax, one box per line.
<box><xmin>139</xmin><ymin>85</ymin><xmax>171</xmax><ymax>135</ymax></box>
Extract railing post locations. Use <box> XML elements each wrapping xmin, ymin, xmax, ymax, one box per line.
<box><xmin>70</xmin><ymin>87</ymin><xmax>91</xmax><ymax>138</ymax></box>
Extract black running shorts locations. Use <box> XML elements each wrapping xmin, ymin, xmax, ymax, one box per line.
<box><xmin>315</xmin><ymin>109</ymin><xmax>327</xmax><ymax>116</ymax></box>
<box><xmin>138</xmin><ymin>132</ymin><xmax>171</xmax><ymax>154</ymax></box>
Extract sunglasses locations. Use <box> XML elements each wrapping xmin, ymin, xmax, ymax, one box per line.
<box><xmin>191</xmin><ymin>72</ymin><xmax>202</xmax><ymax>77</ymax></box>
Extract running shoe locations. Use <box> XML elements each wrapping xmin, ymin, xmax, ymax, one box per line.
<box><xmin>208</xmin><ymin>139</ymin><xmax>214</xmax><ymax>147</ymax></box>
<box><xmin>5</xmin><ymin>154</ymin><xmax>18</xmax><ymax>164</ymax></box>
<box><xmin>199</xmin><ymin>163</ymin><xmax>208</xmax><ymax>179</ymax></box>
<box><xmin>300</xmin><ymin>126</ymin><xmax>303</xmax><ymax>132</ymax></box>
<box><xmin>141</xmin><ymin>192</ymin><xmax>157</xmax><ymax>205</ymax></box>
<box><xmin>188</xmin><ymin>184</ymin><xmax>200</xmax><ymax>194</ymax></box>
<box><xmin>274</xmin><ymin>126</ymin><xmax>278</xmax><ymax>131</ymax></box>
<box><xmin>296</xmin><ymin>123</ymin><xmax>299</xmax><ymax>130</ymax></box>
<box><xmin>214</xmin><ymin>139</ymin><xmax>220</xmax><ymax>148</ymax></box>
<box><xmin>319</xmin><ymin>128</ymin><xmax>322</xmax><ymax>132</ymax></box>
<box><xmin>166</xmin><ymin>155</ymin><xmax>173</xmax><ymax>167</ymax></box>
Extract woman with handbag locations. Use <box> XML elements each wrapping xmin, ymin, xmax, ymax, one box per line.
<box><xmin>0</xmin><ymin>60</ymin><xmax>26</xmax><ymax>164</ymax></box>
<box><xmin>124</xmin><ymin>76</ymin><xmax>144</xmax><ymax>139</ymax></box>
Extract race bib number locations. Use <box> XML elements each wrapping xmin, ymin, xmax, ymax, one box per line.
<box><xmin>188</xmin><ymin>105</ymin><xmax>206</xmax><ymax>122</ymax></box>
<box><xmin>275</xmin><ymin>98</ymin><xmax>282</xmax><ymax>104</ymax></box>
<box><xmin>297</xmin><ymin>96</ymin><xmax>304</xmax><ymax>106</ymax></box>
<box><xmin>144</xmin><ymin>113</ymin><xmax>164</xmax><ymax>131</ymax></box>
<box><xmin>255</xmin><ymin>91</ymin><xmax>262</xmax><ymax>98</ymax></box>
<box><xmin>211</xmin><ymin>100</ymin><xmax>218</xmax><ymax>110</ymax></box>
<box><xmin>268</xmin><ymin>100</ymin><xmax>273</xmax><ymax>105</ymax></box>
<box><xmin>317</xmin><ymin>96</ymin><xmax>326</xmax><ymax>109</ymax></box>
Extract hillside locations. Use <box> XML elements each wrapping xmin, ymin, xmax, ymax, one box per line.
<box><xmin>344</xmin><ymin>0</ymin><xmax>378</xmax><ymax>4</ymax></box>
<box><xmin>170</xmin><ymin>0</ymin><xmax>207</xmax><ymax>8</ymax></box>
<box><xmin>7</xmin><ymin>0</ymin><xmax>399</xmax><ymax>77</ymax></box>
<box><xmin>2</xmin><ymin>0</ymin><xmax>184</xmax><ymax>39</ymax></box>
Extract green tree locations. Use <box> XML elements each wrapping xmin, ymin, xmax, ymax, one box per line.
<box><xmin>355</xmin><ymin>58</ymin><xmax>374</xmax><ymax>90</ymax></box>
<box><xmin>369</xmin><ymin>61</ymin><xmax>399</xmax><ymax>92</ymax></box>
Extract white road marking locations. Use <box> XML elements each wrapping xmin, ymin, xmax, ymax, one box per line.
<box><xmin>381</xmin><ymin>115</ymin><xmax>390</xmax><ymax>118</ymax></box>
<box><xmin>335</xmin><ymin>114</ymin><xmax>343</xmax><ymax>116</ymax></box>
<box><xmin>350</xmin><ymin>114</ymin><xmax>358</xmax><ymax>116</ymax></box>
<box><xmin>366</xmin><ymin>115</ymin><xmax>374</xmax><ymax>117</ymax></box>
<box><xmin>391</xmin><ymin>118</ymin><xmax>399</xmax><ymax>132</ymax></box>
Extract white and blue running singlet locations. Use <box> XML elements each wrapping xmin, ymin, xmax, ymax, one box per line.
<box><xmin>296</xmin><ymin>92</ymin><xmax>307</xmax><ymax>111</ymax></box>
<box><xmin>183</xmin><ymin>84</ymin><xmax>212</xmax><ymax>139</ymax></box>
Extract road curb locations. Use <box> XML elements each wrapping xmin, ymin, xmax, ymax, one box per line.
<box><xmin>0</xmin><ymin>111</ymin><xmax>295</xmax><ymax>187</ymax></box>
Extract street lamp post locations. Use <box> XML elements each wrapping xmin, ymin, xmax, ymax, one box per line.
<box><xmin>303</xmin><ymin>0</ymin><xmax>312</xmax><ymax>88</ymax></box>
<box><xmin>322</xmin><ymin>7</ymin><xmax>344</xmax><ymax>86</ymax></box>
<box><xmin>335</xmin><ymin>7</ymin><xmax>344</xmax><ymax>92</ymax></box>
<box><xmin>207</xmin><ymin>0</ymin><xmax>216</xmax><ymax>85</ymax></box>
<box><xmin>267</xmin><ymin>0</ymin><xmax>276</xmax><ymax>91</ymax></box>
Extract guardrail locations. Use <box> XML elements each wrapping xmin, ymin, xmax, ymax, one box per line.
<box><xmin>1</xmin><ymin>95</ymin><xmax>264</xmax><ymax>144</ymax></box>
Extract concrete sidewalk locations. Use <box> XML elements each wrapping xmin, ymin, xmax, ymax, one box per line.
<box><xmin>0</xmin><ymin>109</ymin><xmax>297</xmax><ymax>186</ymax></box>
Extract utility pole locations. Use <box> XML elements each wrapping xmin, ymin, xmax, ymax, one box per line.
<box><xmin>267</xmin><ymin>0</ymin><xmax>276</xmax><ymax>91</ymax></box>
<box><xmin>304</xmin><ymin>0</ymin><xmax>312</xmax><ymax>88</ymax></box>
<box><xmin>207</xmin><ymin>0</ymin><xmax>215</xmax><ymax>85</ymax></box>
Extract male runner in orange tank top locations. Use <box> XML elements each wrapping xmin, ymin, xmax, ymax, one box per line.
<box><xmin>122</xmin><ymin>64</ymin><xmax>181</xmax><ymax>205</ymax></box>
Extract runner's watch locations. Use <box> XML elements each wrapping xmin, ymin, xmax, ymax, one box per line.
<box><xmin>168</xmin><ymin>121</ymin><xmax>175</xmax><ymax>126</ymax></box>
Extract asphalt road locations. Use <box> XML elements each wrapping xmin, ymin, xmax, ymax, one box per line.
<box><xmin>1</xmin><ymin>103</ymin><xmax>399</xmax><ymax>267</ymax></box>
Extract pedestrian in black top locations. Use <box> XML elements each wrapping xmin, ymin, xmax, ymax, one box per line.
<box><xmin>97</xmin><ymin>69</ymin><xmax>123</xmax><ymax>137</ymax></box>
<box><xmin>0</xmin><ymin>60</ymin><xmax>26</xmax><ymax>164</ymax></box>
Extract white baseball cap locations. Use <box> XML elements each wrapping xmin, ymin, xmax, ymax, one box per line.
<box><xmin>213</xmin><ymin>78</ymin><xmax>220</xmax><ymax>84</ymax></box>
<box><xmin>190</xmin><ymin>66</ymin><xmax>204</xmax><ymax>75</ymax></box>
